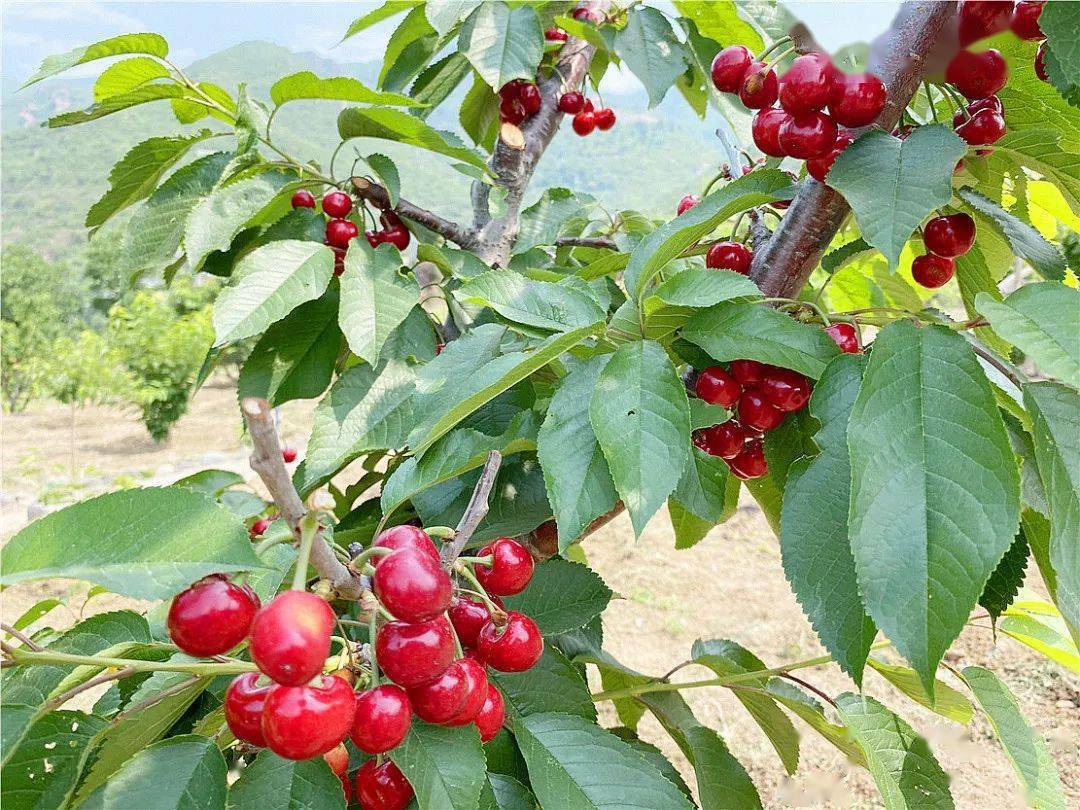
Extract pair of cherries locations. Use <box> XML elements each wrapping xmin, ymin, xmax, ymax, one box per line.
<box><xmin>692</xmin><ymin>360</ymin><xmax>813</xmax><ymax>479</ymax></box>
<box><xmin>557</xmin><ymin>91</ymin><xmax>616</xmax><ymax>136</ymax></box>
<box><xmin>674</xmin><ymin>196</ymin><xmax>755</xmax><ymax>275</ymax></box>
<box><xmin>499</xmin><ymin>79</ymin><xmax>542</xmax><ymax>126</ymax></box>
<box><xmin>958</xmin><ymin>0</ymin><xmax>1049</xmax><ymax>81</ymax></box>
<box><xmin>912</xmin><ymin>212</ymin><xmax>977</xmax><ymax>289</ymax></box>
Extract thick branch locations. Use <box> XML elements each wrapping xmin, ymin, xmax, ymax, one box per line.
<box><xmin>241</xmin><ymin>397</ymin><xmax>365</xmax><ymax>599</ymax></box>
<box><xmin>749</xmin><ymin>1</ymin><xmax>956</xmax><ymax>297</ymax></box>
<box><xmin>351</xmin><ymin>176</ymin><xmax>477</xmax><ymax>250</ymax></box>
<box><xmin>441</xmin><ymin>451</ymin><xmax>502</xmax><ymax>569</ymax></box>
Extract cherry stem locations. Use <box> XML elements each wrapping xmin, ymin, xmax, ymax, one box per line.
<box><xmin>701</xmin><ymin>168</ymin><xmax>729</xmax><ymax>198</ymax></box>
<box><xmin>457</xmin><ymin>555</ymin><xmax>494</xmax><ymax>567</ymax></box>
<box><xmin>764</xmin><ymin>45</ymin><xmax>797</xmax><ymax>71</ymax></box>
<box><xmin>291</xmin><ymin>512</ymin><xmax>320</xmax><ymax>591</ymax></box>
<box><xmin>940</xmin><ymin>83</ymin><xmax>970</xmax><ymax>120</ymax></box>
<box><xmin>350</xmin><ymin>545</ymin><xmax>395</xmax><ymax>569</ymax></box>
<box><xmin>923</xmin><ymin>82</ymin><xmax>940</xmax><ymax>123</ymax></box>
<box><xmin>756</xmin><ymin>36</ymin><xmax>793</xmax><ymax>62</ymax></box>
<box><xmin>455</xmin><ymin>564</ymin><xmax>506</xmax><ymax>624</ymax></box>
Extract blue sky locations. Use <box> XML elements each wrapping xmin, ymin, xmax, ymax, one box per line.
<box><xmin>4</xmin><ymin>1</ymin><xmax>902</xmax><ymax>89</ymax></box>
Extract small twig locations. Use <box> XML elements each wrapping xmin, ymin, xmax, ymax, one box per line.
<box><xmin>1</xmin><ymin>622</ymin><xmax>42</xmax><ymax>651</ymax></box>
<box><xmin>351</xmin><ymin>177</ymin><xmax>477</xmax><ymax>249</ymax></box>
<box><xmin>42</xmin><ymin>666</ymin><xmax>136</xmax><ymax>713</ymax></box>
<box><xmin>780</xmin><ymin>672</ymin><xmax>837</xmax><ymax>707</ymax></box>
<box><xmin>440</xmin><ymin>451</ymin><xmax>502</xmax><ymax>570</ymax></box>
<box><xmin>971</xmin><ymin>343</ymin><xmax>1025</xmax><ymax>388</ymax></box>
<box><xmin>556</xmin><ymin>236</ymin><xmax>618</xmax><ymax>250</ymax></box>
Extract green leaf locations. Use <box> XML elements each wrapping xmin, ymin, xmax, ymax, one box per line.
<box><xmin>79</xmin><ymin>735</ymin><xmax>227</xmax><ymax>810</ymax></box>
<box><xmin>490</xmin><ymin>646</ymin><xmax>597</xmax><ymax>721</ymax></box>
<box><xmin>122</xmin><ymin>152</ymin><xmax>231</xmax><ymax>275</ymax></box>
<box><xmin>865</xmin><ymin>658</ymin><xmax>974</xmax><ymax>724</ymax></box>
<box><xmin>958</xmin><ymin>188</ymin><xmax>1067</xmax><ymax>280</ymax></box>
<box><xmin>977</xmin><ymin>283</ymin><xmax>1080</xmax><ymax>388</ymax></box>
<box><xmin>780</xmin><ymin>353</ymin><xmax>877</xmax><ymax>685</ymax></box>
<box><xmin>515</xmin><ymin>188</ymin><xmax>589</xmax><ymax>254</ymax></box>
<box><xmin>296</xmin><ymin>361</ymin><xmax>417</xmax><ymax>494</ymax></box>
<box><xmin>425</xmin><ymin>0</ymin><xmax>484</xmax><ymax>34</ymax></box>
<box><xmin>999</xmin><ymin>598</ymin><xmax>1080</xmax><ymax>673</ymax></box>
<box><xmin>764</xmin><ymin>680</ymin><xmax>865</xmax><ymax>766</ymax></box>
<box><xmin>980</xmin><ymin>532</ymin><xmax>1030</xmax><ymax>622</ymax></box>
<box><xmin>169</xmin><ymin>82</ymin><xmax>234</xmax><ymax>126</ymax></box>
<box><xmin>625</xmin><ymin>169</ymin><xmax>791</xmax><ymax>299</ymax></box>
<box><xmin>227</xmin><ymin>749</ymin><xmax>346</xmax><ymax>810</ymax></box>
<box><xmin>364</xmin><ymin>154</ymin><xmax>401</xmax><ymax>208</ymax></box>
<box><xmin>683</xmin><ymin>725</ymin><xmax>764</xmax><ymax>810</ymax></box>
<box><xmin>503</xmin><ymin>558</ymin><xmax>611</xmax><ymax>635</ymax></box>
<box><xmin>2</xmin><ymin>709</ymin><xmax>107</xmax><ymax>808</ymax></box>
<box><xmin>690</xmin><ymin>639</ymin><xmax>801</xmax><ymax>775</ymax></box>
<box><xmin>92</xmin><ymin>56</ymin><xmax>169</xmax><ymax>101</ymax></box>
<box><xmin>821</xmin><ymin>238</ymin><xmax>875</xmax><ymax>273</ymax></box>
<box><xmin>459</xmin><ymin>72</ymin><xmax>500</xmax><ymax>149</ymax></box>
<box><xmin>682</xmin><ymin>301</ymin><xmax>841</xmax><ymax>380</ymax></box>
<box><xmin>667</xmin><ymin>499</ymin><xmax>715</xmax><ymax>549</ymax></box>
<box><xmin>608</xmin><ymin>730</ymin><xmax>694</xmax><ymax>801</ymax></box>
<box><xmin>482</xmin><ymin>774</ymin><xmax>536</xmax><ymax>810</ymax></box>
<box><xmin>513</xmin><ymin>712</ymin><xmax>695</xmax><ymax>810</ymax></box>
<box><xmin>341</xmin><ymin>1</ymin><xmax>420</xmax><ymax>40</ymax></box>
<box><xmin>390</xmin><ymin>721</ymin><xmax>486</xmax><ymax>810</ymax></box>
<box><xmin>835</xmin><ymin>694</ymin><xmax>954</xmax><ymax>810</ymax></box>
<box><xmin>184</xmin><ymin>170</ymin><xmax>291</xmax><ymax>271</ymax></box>
<box><xmin>674</xmin><ymin>445</ymin><xmax>738</xmax><ymax>523</ymax></box>
<box><xmin>337</xmin><ymin>106</ymin><xmax>488</xmax><ymax>171</ymax></box>
<box><xmin>1040</xmin><ymin>2</ymin><xmax>1080</xmax><ymax>102</ymax></box>
<box><xmin>458</xmin><ymin>2</ymin><xmax>543</xmax><ymax>90</ymax></box>
<box><xmin>672</xmin><ymin>1</ymin><xmax>763</xmax><ymax>53</ymax></box>
<box><xmin>269</xmin><ymin>70</ymin><xmax>417</xmax><ymax>108</ymax></box>
<box><xmin>537</xmin><ymin>358</ymin><xmax>618</xmax><ymax>547</ymax></box>
<box><xmin>212</xmin><ymin>240</ymin><xmax>335</xmax><ymax>346</ymax></box>
<box><xmin>339</xmin><ymin>242</ymin><xmax>418</xmax><ymax>365</ymax></box>
<box><xmin>590</xmin><ymin>340</ymin><xmax>690</xmax><ymax>535</ymax></box>
<box><xmin>955</xmin><ymin>244</ymin><xmax>1014</xmax><ymax>359</ymax></box>
<box><xmin>378</xmin><ymin>5</ymin><xmax>442</xmax><ymax>92</ymax></box>
<box><xmin>237</xmin><ymin>285</ymin><xmax>341</xmax><ymax>407</ymax></box>
<box><xmin>962</xmin><ymin>666</ymin><xmax>1067</xmax><ymax>810</ymax></box>
<box><xmin>827</xmin><ymin>126</ymin><xmax>966</xmax><ymax>269</ymax></box>
<box><xmin>86</xmin><ymin>131</ymin><xmax>212</xmax><ymax>228</ymax></box>
<box><xmin>458</xmin><ymin>270</ymin><xmax>606</xmax><ymax>333</ymax></box>
<box><xmin>0</xmin><ymin>488</ymin><xmax>261</xmax><ymax>599</ymax></box>
<box><xmin>48</xmin><ymin>84</ymin><xmax>186</xmax><ymax>127</ymax></box>
<box><xmin>847</xmin><ymin>322</ymin><xmax>1020</xmax><ymax>691</ymax></box>
<box><xmin>410</xmin><ymin>324</ymin><xmax>601</xmax><ymax>455</ymax></box>
<box><xmin>614</xmin><ymin>7</ymin><xmax>687</xmax><ymax>107</ymax></box>
<box><xmin>1023</xmin><ymin>382</ymin><xmax>1080</xmax><ymax>643</ymax></box>
<box><xmin>995</xmin><ymin>130</ymin><xmax>1080</xmax><ymax>212</ymax></box>
<box><xmin>23</xmin><ymin>33</ymin><xmax>169</xmax><ymax>87</ymax></box>
<box><xmin>642</xmin><ymin>269</ymin><xmax>762</xmax><ymax>340</ymax></box>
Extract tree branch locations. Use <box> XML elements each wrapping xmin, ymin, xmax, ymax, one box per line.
<box><xmin>240</xmin><ymin>397</ymin><xmax>365</xmax><ymax>599</ymax></box>
<box><xmin>440</xmin><ymin>451</ymin><xmax>502</xmax><ymax>569</ymax></box>
<box><xmin>556</xmin><ymin>236</ymin><xmax>618</xmax><ymax>250</ymax></box>
<box><xmin>749</xmin><ymin>1</ymin><xmax>956</xmax><ymax>297</ymax></box>
<box><xmin>350</xmin><ymin>176</ymin><xmax>478</xmax><ymax>250</ymax></box>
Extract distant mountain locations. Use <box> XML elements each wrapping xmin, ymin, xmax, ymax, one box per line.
<box><xmin>2</xmin><ymin>40</ymin><xmax>731</xmax><ymax>258</ymax></box>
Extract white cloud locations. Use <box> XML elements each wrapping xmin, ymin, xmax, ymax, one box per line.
<box><xmin>598</xmin><ymin>65</ymin><xmax>641</xmax><ymax>95</ymax></box>
<box><xmin>4</xmin><ymin>1</ymin><xmax>145</xmax><ymax>30</ymax></box>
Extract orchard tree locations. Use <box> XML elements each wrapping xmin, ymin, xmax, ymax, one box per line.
<box><xmin>2</xmin><ymin>2</ymin><xmax>1078</xmax><ymax>808</ymax></box>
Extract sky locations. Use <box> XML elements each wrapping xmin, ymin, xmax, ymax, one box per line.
<box><xmin>3</xmin><ymin>1</ymin><xmax>903</xmax><ymax>92</ymax></box>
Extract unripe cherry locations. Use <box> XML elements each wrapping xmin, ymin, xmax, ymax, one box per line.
<box><xmin>167</xmin><ymin>574</ymin><xmax>260</xmax><ymax>657</ymax></box>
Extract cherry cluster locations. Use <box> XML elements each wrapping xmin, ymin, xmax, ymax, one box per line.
<box><xmin>557</xmin><ymin>91</ymin><xmax>615</xmax><ymax>136</ymax></box>
<box><xmin>913</xmin><ymin>212</ymin><xmax>977</xmax><ymax>288</ymax></box>
<box><xmin>290</xmin><ymin>190</ymin><xmax>410</xmax><ymax>276</ymax></box>
<box><xmin>959</xmin><ymin>1</ymin><xmax>1049</xmax><ymax>80</ymax></box>
<box><xmin>166</xmin><ymin>525</ymin><xmax>543</xmax><ymax>810</ymax></box>
<box><xmin>498</xmin><ymin>79</ymin><xmax>542</xmax><ymax>126</ymax></box>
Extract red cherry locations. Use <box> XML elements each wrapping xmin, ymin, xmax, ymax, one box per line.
<box><xmin>475</xmin><ymin>537</ymin><xmax>534</xmax><ymax>596</ymax></box>
<box><xmin>324</xmin><ymin>743</ymin><xmax>350</xmax><ymax>777</ymax></box>
<box><xmin>443</xmin><ymin>657</ymin><xmax>489</xmax><ymax>726</ymax></box>
<box><xmin>594</xmin><ymin>107</ymin><xmax>616</xmax><ymax>130</ymax></box>
<box><xmin>582</xmin><ymin>99</ymin><xmax>595</xmax><ymax>113</ymax></box>
<box><xmin>558</xmin><ymin>91</ymin><xmax>585</xmax><ymax>114</ymax></box>
<box><xmin>956</xmin><ymin>108</ymin><xmax>1006</xmax><ymax>145</ymax></box>
<box><xmin>951</xmin><ymin>95</ymin><xmax>1003</xmax><ymax>127</ymax></box>
<box><xmin>545</xmin><ymin>27</ymin><xmax>568</xmax><ymax>42</ymax></box>
<box><xmin>382</xmin><ymin>225</ymin><xmax>410</xmax><ymax>251</ymax></box>
<box><xmin>322</xmin><ymin>191</ymin><xmax>353</xmax><ymax>218</ymax></box>
<box><xmin>778</xmin><ymin>111</ymin><xmax>838</xmax><ymax>159</ymax></box>
<box><xmin>911</xmin><ymin>254</ymin><xmax>955</xmax><ymax>288</ymax></box>
<box><xmin>291</xmin><ymin>190</ymin><xmax>316</xmax><ymax>209</ymax></box>
<box><xmin>692</xmin><ymin>429</ymin><xmax>711</xmax><ymax>453</ymax></box>
<box><xmin>249</xmin><ymin>517</ymin><xmax>270</xmax><ymax>537</ymax></box>
<box><xmin>702</xmin><ymin>420</ymin><xmax>749</xmax><ymax>460</ymax></box>
<box><xmin>380</xmin><ymin>210</ymin><xmax>403</xmax><ymax>230</ymax></box>
<box><xmin>499</xmin><ymin>95</ymin><xmax>527</xmax><ymax>125</ymax></box>
<box><xmin>946</xmin><ymin>49</ymin><xmax>1008</xmax><ymax>100</ymax></box>
<box><xmin>752</xmin><ymin>108</ymin><xmax>789</xmax><ymax>157</ymax></box>
<box><xmin>281</xmin><ymin>446</ymin><xmax>298</xmax><ymax>463</ymax></box>
<box><xmin>760</xmin><ymin>368</ymin><xmax>811</xmax><ymax>413</ymax></box>
<box><xmin>519</xmin><ymin>84</ymin><xmax>542</xmax><ymax>116</ymax></box>
<box><xmin>448</xmin><ymin>594</ymin><xmax>502</xmax><ymax>648</ymax></box>
<box><xmin>168</xmin><ymin>575</ymin><xmax>260</xmax><ymax>657</ymax></box>
<box><xmin>572</xmin><ymin>110</ymin><xmax>596</xmax><ymax>135</ymax></box>
<box><xmin>705</xmin><ymin>241</ymin><xmax>753</xmax><ymax>275</ymax></box>
<box><xmin>373</xmin><ymin>548</ymin><xmax>452</xmax><ymax>622</ymax></box>
<box><xmin>1035</xmin><ymin>42</ymin><xmax>1049</xmax><ymax>82</ymax></box>
<box><xmin>476</xmin><ymin>612</ymin><xmax>543</xmax><ymax>672</ymax></box>
<box><xmin>351</xmin><ymin>684</ymin><xmax>411</xmax><ymax>754</ymax></box>
<box><xmin>779</xmin><ymin>53</ymin><xmax>836</xmax><ymax>114</ymax></box>
<box><xmin>250</xmin><ymin>590</ymin><xmax>334</xmax><ymax>686</ymax></box>
<box><xmin>355</xmin><ymin>760</ymin><xmax>413</xmax><ymax>810</ymax></box>
<box><xmin>365</xmin><ymin>230</ymin><xmax>383</xmax><ymax>249</ymax></box>
<box><xmin>710</xmin><ymin>45</ymin><xmax>753</xmax><ymax>93</ymax></box>
<box><xmin>498</xmin><ymin>79</ymin><xmax>527</xmax><ymax>101</ymax></box>
<box><xmin>677</xmin><ymin>194</ymin><xmax>701</xmax><ymax>216</ymax></box>
<box><xmin>375</xmin><ymin>617</ymin><xmax>455</xmax><ymax>688</ymax></box>
<box><xmin>474</xmin><ymin>683</ymin><xmax>505</xmax><ymax>742</ymax></box>
<box><xmin>407</xmin><ymin>659</ymin><xmax>472</xmax><ymax>723</ymax></box>
<box><xmin>923</xmin><ymin>213</ymin><xmax>976</xmax><ymax>258</ymax></box>
<box><xmin>326</xmin><ymin>218</ymin><xmax>359</xmax><ymax>249</ymax></box>
<box><xmin>737</xmin><ymin>386</ymin><xmax>785</xmax><ymax>431</ymax></box>
<box><xmin>739</xmin><ymin>62</ymin><xmax>779</xmax><ymax>109</ymax></box>
<box><xmin>729</xmin><ymin>359</ymin><xmax>767</xmax><ymax>385</ymax></box>
<box><xmin>806</xmin><ymin>129</ymin><xmax>853</xmax><ymax>182</ymax></box>
<box><xmin>261</xmin><ymin>674</ymin><xmax>355</xmax><ymax>760</ymax></box>
<box><xmin>728</xmin><ymin>439</ymin><xmax>767</xmax><ymax>479</ymax></box>
<box><xmin>225</xmin><ymin>672</ymin><xmax>274</xmax><ymax>747</ymax></box>
<box><xmin>828</xmin><ymin>72</ymin><xmax>886</xmax><ymax>127</ymax></box>
<box><xmin>825</xmin><ymin>323</ymin><xmax>861</xmax><ymax>354</ymax></box>
<box><xmin>373</xmin><ymin>525</ymin><xmax>440</xmax><ymax>566</ymax></box>
<box><xmin>959</xmin><ymin>0</ymin><xmax>1012</xmax><ymax>46</ymax></box>
<box><xmin>694</xmin><ymin>365</ymin><xmax>742</xmax><ymax>407</ymax></box>
<box><xmin>1010</xmin><ymin>1</ymin><xmax>1045</xmax><ymax>39</ymax></box>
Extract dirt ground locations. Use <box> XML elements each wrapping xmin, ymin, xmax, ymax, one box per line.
<box><xmin>2</xmin><ymin>383</ymin><xmax>1077</xmax><ymax>808</ymax></box>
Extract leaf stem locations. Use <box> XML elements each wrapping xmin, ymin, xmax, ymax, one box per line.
<box><xmin>292</xmin><ymin>512</ymin><xmax>320</xmax><ymax>591</ymax></box>
<box><xmin>5</xmin><ymin>647</ymin><xmax>257</xmax><ymax>676</ymax></box>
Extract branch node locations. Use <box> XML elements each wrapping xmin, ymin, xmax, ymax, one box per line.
<box><xmin>440</xmin><ymin>451</ymin><xmax>502</xmax><ymax>569</ymax></box>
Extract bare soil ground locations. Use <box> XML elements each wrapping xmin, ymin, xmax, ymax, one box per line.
<box><xmin>2</xmin><ymin>383</ymin><xmax>1077</xmax><ymax>808</ymax></box>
